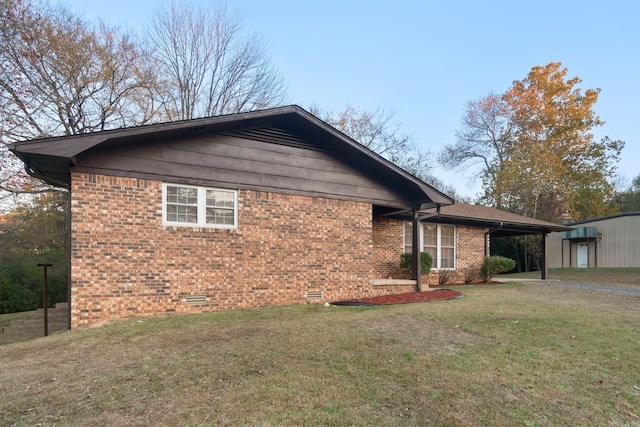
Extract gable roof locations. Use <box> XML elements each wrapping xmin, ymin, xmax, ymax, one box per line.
<box><xmin>429</xmin><ymin>203</ymin><xmax>573</xmax><ymax>236</ymax></box>
<box><xmin>9</xmin><ymin>105</ymin><xmax>453</xmax><ymax>209</ymax></box>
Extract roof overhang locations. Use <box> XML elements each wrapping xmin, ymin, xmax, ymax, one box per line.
<box><xmin>427</xmin><ymin>215</ymin><xmax>572</xmax><ymax>237</ymax></box>
<box><xmin>10</xmin><ymin>105</ymin><xmax>453</xmax><ymax>208</ymax></box>
<box><xmin>435</xmin><ymin>204</ymin><xmax>573</xmax><ymax>236</ymax></box>
<box><xmin>374</xmin><ymin>203</ymin><xmax>573</xmax><ymax>237</ymax></box>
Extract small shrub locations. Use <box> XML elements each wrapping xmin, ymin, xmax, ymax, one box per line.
<box><xmin>438</xmin><ymin>269</ymin><xmax>453</xmax><ymax>285</ymax></box>
<box><xmin>400</xmin><ymin>252</ymin><xmax>433</xmax><ymax>274</ymax></box>
<box><xmin>464</xmin><ymin>268</ymin><xmax>479</xmax><ymax>284</ymax></box>
<box><xmin>480</xmin><ymin>256</ymin><xmax>516</xmax><ymax>281</ymax></box>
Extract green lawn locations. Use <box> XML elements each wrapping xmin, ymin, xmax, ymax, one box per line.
<box><xmin>1</xmin><ymin>283</ymin><xmax>639</xmax><ymax>426</ymax></box>
<box><xmin>0</xmin><ymin>310</ymin><xmax>35</xmax><ymax>329</ymax></box>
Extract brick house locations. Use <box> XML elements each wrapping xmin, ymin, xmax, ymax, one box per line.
<box><xmin>10</xmin><ymin>106</ymin><xmax>568</xmax><ymax>327</ymax></box>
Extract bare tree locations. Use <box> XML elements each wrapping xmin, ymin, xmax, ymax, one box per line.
<box><xmin>146</xmin><ymin>1</ymin><xmax>288</xmax><ymax>120</ymax></box>
<box><xmin>614</xmin><ymin>173</ymin><xmax>640</xmax><ymax>212</ymax></box>
<box><xmin>312</xmin><ymin>105</ymin><xmax>435</xmax><ymax>181</ymax></box>
<box><xmin>0</xmin><ymin>0</ymin><xmax>160</xmax><ymax>140</ymax></box>
<box><xmin>0</xmin><ymin>145</ymin><xmax>26</xmax><ymax>211</ymax></box>
<box><xmin>438</xmin><ymin>93</ymin><xmax>515</xmax><ymax>206</ymax></box>
<box><xmin>0</xmin><ymin>0</ymin><xmax>160</xmax><ymax>202</ymax></box>
<box><xmin>311</xmin><ymin>104</ymin><xmax>471</xmax><ymax>200</ymax></box>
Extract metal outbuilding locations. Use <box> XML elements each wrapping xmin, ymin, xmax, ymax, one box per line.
<box><xmin>546</xmin><ymin>212</ymin><xmax>640</xmax><ymax>268</ymax></box>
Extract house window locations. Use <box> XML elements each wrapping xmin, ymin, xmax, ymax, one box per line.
<box><xmin>163</xmin><ymin>183</ymin><xmax>237</xmax><ymax>228</ymax></box>
<box><xmin>404</xmin><ymin>222</ymin><xmax>456</xmax><ymax>269</ymax></box>
<box><xmin>404</xmin><ymin>222</ymin><xmax>413</xmax><ymax>254</ymax></box>
<box><xmin>439</xmin><ymin>225</ymin><xmax>455</xmax><ymax>268</ymax></box>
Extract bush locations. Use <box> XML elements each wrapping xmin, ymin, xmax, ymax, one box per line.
<box><xmin>464</xmin><ymin>268</ymin><xmax>479</xmax><ymax>284</ymax></box>
<box><xmin>400</xmin><ymin>252</ymin><xmax>433</xmax><ymax>274</ymax></box>
<box><xmin>0</xmin><ymin>280</ymin><xmax>37</xmax><ymax>314</ymax></box>
<box><xmin>480</xmin><ymin>256</ymin><xmax>516</xmax><ymax>282</ymax></box>
<box><xmin>438</xmin><ymin>269</ymin><xmax>453</xmax><ymax>285</ymax></box>
<box><xmin>0</xmin><ymin>252</ymin><xmax>68</xmax><ymax>314</ymax></box>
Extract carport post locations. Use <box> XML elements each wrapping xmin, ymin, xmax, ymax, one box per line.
<box><xmin>38</xmin><ymin>263</ymin><xmax>53</xmax><ymax>337</ymax></box>
<box><xmin>541</xmin><ymin>233</ymin><xmax>548</xmax><ymax>280</ymax></box>
<box><xmin>412</xmin><ymin>209</ymin><xmax>422</xmax><ymax>292</ymax></box>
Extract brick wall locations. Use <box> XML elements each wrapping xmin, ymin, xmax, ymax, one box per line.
<box><xmin>371</xmin><ymin>218</ymin><xmax>487</xmax><ymax>286</ymax></box>
<box><xmin>451</xmin><ymin>225</ymin><xmax>487</xmax><ymax>284</ymax></box>
<box><xmin>70</xmin><ymin>172</ymin><xmax>374</xmax><ymax>327</ymax></box>
<box><xmin>372</xmin><ymin>217</ymin><xmax>405</xmax><ymax>279</ymax></box>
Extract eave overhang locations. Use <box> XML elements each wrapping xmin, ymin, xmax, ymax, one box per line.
<box><xmin>432</xmin><ymin>204</ymin><xmax>573</xmax><ymax>237</ymax></box>
<box><xmin>374</xmin><ymin>203</ymin><xmax>573</xmax><ymax>237</ymax></box>
<box><xmin>9</xmin><ymin>105</ymin><xmax>453</xmax><ymax>208</ymax></box>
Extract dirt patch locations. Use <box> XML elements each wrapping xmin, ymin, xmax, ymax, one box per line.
<box><xmin>334</xmin><ymin>289</ymin><xmax>463</xmax><ymax>305</ymax></box>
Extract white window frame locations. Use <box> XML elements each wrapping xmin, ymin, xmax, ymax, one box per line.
<box><xmin>404</xmin><ymin>222</ymin><xmax>456</xmax><ymax>270</ymax></box>
<box><xmin>162</xmin><ymin>183</ymin><xmax>238</xmax><ymax>229</ymax></box>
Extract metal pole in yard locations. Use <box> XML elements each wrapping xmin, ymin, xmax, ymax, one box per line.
<box><xmin>38</xmin><ymin>263</ymin><xmax>53</xmax><ymax>337</ymax></box>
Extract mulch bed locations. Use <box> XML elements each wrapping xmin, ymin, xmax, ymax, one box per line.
<box><xmin>333</xmin><ymin>289</ymin><xmax>464</xmax><ymax>306</ymax></box>
<box><xmin>332</xmin><ymin>281</ymin><xmax>505</xmax><ymax>306</ymax></box>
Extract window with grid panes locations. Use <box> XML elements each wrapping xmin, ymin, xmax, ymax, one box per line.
<box><xmin>404</xmin><ymin>222</ymin><xmax>413</xmax><ymax>254</ymax></box>
<box><xmin>163</xmin><ymin>183</ymin><xmax>237</xmax><ymax>228</ymax></box>
<box><xmin>439</xmin><ymin>225</ymin><xmax>455</xmax><ymax>268</ymax></box>
<box><xmin>404</xmin><ymin>222</ymin><xmax>456</xmax><ymax>269</ymax></box>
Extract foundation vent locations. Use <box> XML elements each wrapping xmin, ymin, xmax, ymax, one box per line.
<box><xmin>186</xmin><ymin>295</ymin><xmax>207</xmax><ymax>305</ymax></box>
<box><xmin>305</xmin><ymin>291</ymin><xmax>323</xmax><ymax>300</ymax></box>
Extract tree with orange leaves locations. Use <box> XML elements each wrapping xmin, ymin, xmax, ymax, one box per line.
<box><xmin>440</xmin><ymin>62</ymin><xmax>624</xmax><ymax>222</ymax></box>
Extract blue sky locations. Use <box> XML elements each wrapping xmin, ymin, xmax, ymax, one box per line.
<box><xmin>63</xmin><ymin>0</ymin><xmax>639</xmax><ymax>199</ymax></box>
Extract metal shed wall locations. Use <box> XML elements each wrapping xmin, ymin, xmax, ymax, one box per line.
<box><xmin>547</xmin><ymin>214</ymin><xmax>640</xmax><ymax>268</ymax></box>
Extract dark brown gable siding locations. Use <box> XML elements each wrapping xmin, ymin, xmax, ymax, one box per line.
<box><xmin>73</xmin><ymin>132</ymin><xmax>411</xmax><ymax>206</ymax></box>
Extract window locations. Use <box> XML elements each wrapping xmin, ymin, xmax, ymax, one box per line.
<box><xmin>439</xmin><ymin>225</ymin><xmax>455</xmax><ymax>268</ymax></box>
<box><xmin>404</xmin><ymin>222</ymin><xmax>456</xmax><ymax>269</ymax></box>
<box><xmin>404</xmin><ymin>222</ymin><xmax>413</xmax><ymax>254</ymax></box>
<box><xmin>424</xmin><ymin>224</ymin><xmax>437</xmax><ymax>259</ymax></box>
<box><xmin>163</xmin><ymin>183</ymin><xmax>237</xmax><ymax>228</ymax></box>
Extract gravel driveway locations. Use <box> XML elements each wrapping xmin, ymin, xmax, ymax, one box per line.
<box><xmin>496</xmin><ymin>278</ymin><xmax>640</xmax><ymax>297</ymax></box>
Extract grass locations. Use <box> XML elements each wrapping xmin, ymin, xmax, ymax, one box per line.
<box><xmin>1</xmin><ymin>283</ymin><xmax>640</xmax><ymax>426</ymax></box>
<box><xmin>0</xmin><ymin>310</ymin><xmax>35</xmax><ymax>329</ymax></box>
<box><xmin>498</xmin><ymin>267</ymin><xmax>640</xmax><ymax>288</ymax></box>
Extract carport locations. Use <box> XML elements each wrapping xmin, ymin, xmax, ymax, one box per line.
<box><xmin>375</xmin><ymin>203</ymin><xmax>574</xmax><ymax>290</ymax></box>
<box><xmin>426</xmin><ymin>203</ymin><xmax>574</xmax><ymax>280</ymax></box>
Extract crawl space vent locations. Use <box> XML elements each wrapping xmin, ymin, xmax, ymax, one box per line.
<box><xmin>185</xmin><ymin>295</ymin><xmax>207</xmax><ymax>305</ymax></box>
<box><xmin>305</xmin><ymin>291</ymin><xmax>323</xmax><ymax>300</ymax></box>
